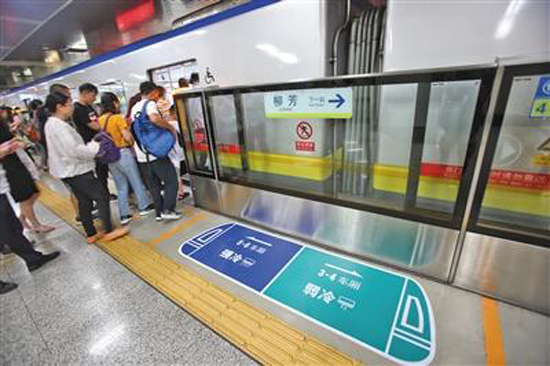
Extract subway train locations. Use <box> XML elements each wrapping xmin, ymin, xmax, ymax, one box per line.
<box><xmin>0</xmin><ymin>0</ymin><xmax>548</xmax><ymax>315</ymax></box>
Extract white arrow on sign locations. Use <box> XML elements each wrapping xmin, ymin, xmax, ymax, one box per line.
<box><xmin>247</xmin><ymin>236</ymin><xmax>273</xmax><ymax>247</ymax></box>
<box><xmin>324</xmin><ymin>263</ymin><xmax>363</xmax><ymax>278</ymax></box>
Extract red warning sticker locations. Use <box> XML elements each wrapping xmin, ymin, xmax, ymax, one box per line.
<box><xmin>295</xmin><ymin>141</ymin><xmax>315</xmax><ymax>152</ymax></box>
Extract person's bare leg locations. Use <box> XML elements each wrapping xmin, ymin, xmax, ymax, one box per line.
<box><xmin>18</xmin><ymin>213</ymin><xmax>32</xmax><ymax>231</ymax></box>
<box><xmin>20</xmin><ymin>194</ymin><xmax>54</xmax><ymax>233</ymax></box>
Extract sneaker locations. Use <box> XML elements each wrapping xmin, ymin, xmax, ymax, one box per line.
<box><xmin>103</xmin><ymin>227</ymin><xmax>129</xmax><ymax>242</ymax></box>
<box><xmin>28</xmin><ymin>251</ymin><xmax>61</xmax><ymax>272</ymax></box>
<box><xmin>0</xmin><ymin>282</ymin><xmax>18</xmax><ymax>295</ymax></box>
<box><xmin>138</xmin><ymin>204</ymin><xmax>155</xmax><ymax>216</ymax></box>
<box><xmin>155</xmin><ymin>214</ymin><xmax>163</xmax><ymax>222</ymax></box>
<box><xmin>120</xmin><ymin>215</ymin><xmax>133</xmax><ymax>225</ymax></box>
<box><xmin>161</xmin><ymin>210</ymin><xmax>182</xmax><ymax>220</ymax></box>
<box><xmin>87</xmin><ymin>231</ymin><xmax>105</xmax><ymax>244</ymax></box>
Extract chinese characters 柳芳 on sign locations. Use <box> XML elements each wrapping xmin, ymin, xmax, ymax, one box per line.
<box><xmin>265</xmin><ymin>88</ymin><xmax>353</xmax><ymax>119</ymax></box>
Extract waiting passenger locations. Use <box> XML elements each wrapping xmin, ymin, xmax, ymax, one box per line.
<box><xmin>99</xmin><ymin>92</ymin><xmax>153</xmax><ymax>225</ymax></box>
<box><xmin>30</xmin><ymin>100</ymin><xmax>49</xmax><ymax>168</ymax></box>
<box><xmin>178</xmin><ymin>77</ymin><xmax>190</xmax><ymax>89</ymax></box>
<box><xmin>189</xmin><ymin>72</ymin><xmax>200</xmax><ymax>87</ymax></box>
<box><xmin>45</xmin><ymin>92</ymin><xmax>128</xmax><ymax>242</ymax></box>
<box><xmin>126</xmin><ymin>92</ymin><xmax>142</xmax><ymax>122</ymax></box>
<box><xmin>131</xmin><ymin>81</ymin><xmax>181</xmax><ymax>221</ymax></box>
<box><xmin>156</xmin><ymin>86</ymin><xmax>172</xmax><ymax>120</ymax></box>
<box><xmin>0</xmin><ymin>107</ymin><xmax>54</xmax><ymax>233</ymax></box>
<box><xmin>166</xmin><ymin>105</ymin><xmax>189</xmax><ymax>200</ymax></box>
<box><xmin>73</xmin><ymin>83</ymin><xmax>115</xmax><ymax>201</ymax></box>
<box><xmin>0</xmin><ymin>140</ymin><xmax>60</xmax><ymax>295</ymax></box>
<box><xmin>48</xmin><ymin>84</ymin><xmax>83</xmax><ymax>220</ymax></box>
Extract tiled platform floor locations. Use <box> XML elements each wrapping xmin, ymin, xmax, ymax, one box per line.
<box><xmin>0</xmin><ymin>204</ymin><xmax>256</xmax><ymax>365</ymax></box>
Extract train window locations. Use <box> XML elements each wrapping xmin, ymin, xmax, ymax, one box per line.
<box><xmin>479</xmin><ymin>73</ymin><xmax>550</xmax><ymax>232</ymax></box>
<box><xmin>98</xmin><ymin>81</ymin><xmax>128</xmax><ymax>115</ymax></box>
<box><xmin>148</xmin><ymin>59</ymin><xmax>197</xmax><ymax>95</ymax></box>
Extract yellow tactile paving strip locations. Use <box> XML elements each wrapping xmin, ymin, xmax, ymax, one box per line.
<box><xmin>37</xmin><ymin>183</ymin><xmax>361</xmax><ymax>366</ymax></box>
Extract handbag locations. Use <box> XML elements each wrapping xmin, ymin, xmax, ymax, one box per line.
<box><xmin>95</xmin><ymin>114</ymin><xmax>121</xmax><ymax>164</ymax></box>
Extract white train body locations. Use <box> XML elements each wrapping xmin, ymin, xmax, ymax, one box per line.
<box><xmin>1</xmin><ymin>0</ymin><xmax>547</xmax><ymax>107</ymax></box>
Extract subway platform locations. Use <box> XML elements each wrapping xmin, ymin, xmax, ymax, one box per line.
<box><xmin>0</xmin><ymin>175</ymin><xmax>548</xmax><ymax>365</ymax></box>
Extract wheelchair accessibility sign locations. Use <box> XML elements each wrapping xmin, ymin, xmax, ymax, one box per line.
<box><xmin>530</xmin><ymin>76</ymin><xmax>550</xmax><ymax>119</ymax></box>
<box><xmin>179</xmin><ymin>223</ymin><xmax>436</xmax><ymax>365</ymax></box>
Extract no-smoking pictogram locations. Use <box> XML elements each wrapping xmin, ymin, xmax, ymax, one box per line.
<box><xmin>296</xmin><ymin>121</ymin><xmax>313</xmax><ymax>140</ymax></box>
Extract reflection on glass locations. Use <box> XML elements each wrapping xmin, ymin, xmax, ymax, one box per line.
<box><xmin>210</xmin><ymin>95</ymin><xmax>242</xmax><ymax>176</ymax></box>
<box><xmin>342</xmin><ymin>83</ymin><xmax>417</xmax><ymax>208</ymax></box>
<box><xmin>184</xmin><ymin>97</ymin><xmax>212</xmax><ymax>173</ymax></box>
<box><xmin>98</xmin><ymin>82</ymin><xmax>128</xmax><ymax>114</ymax></box>
<box><xmin>205</xmin><ymin>80</ymin><xmax>486</xmax><ymax>219</ymax></box>
<box><xmin>417</xmin><ymin>80</ymin><xmax>481</xmax><ymax>213</ymax></box>
<box><xmin>480</xmin><ymin>74</ymin><xmax>550</xmax><ymax>232</ymax></box>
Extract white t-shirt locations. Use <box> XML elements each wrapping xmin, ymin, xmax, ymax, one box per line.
<box><xmin>168</xmin><ymin>120</ymin><xmax>184</xmax><ymax>168</ymax></box>
<box><xmin>131</xmin><ymin>98</ymin><xmax>159</xmax><ymax>163</ymax></box>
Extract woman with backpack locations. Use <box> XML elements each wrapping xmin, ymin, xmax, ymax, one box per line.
<box><xmin>44</xmin><ymin>92</ymin><xmax>128</xmax><ymax>243</ymax></box>
<box><xmin>99</xmin><ymin>92</ymin><xmax>153</xmax><ymax>225</ymax></box>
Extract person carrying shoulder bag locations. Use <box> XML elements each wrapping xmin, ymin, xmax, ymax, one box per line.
<box><xmin>45</xmin><ymin>92</ymin><xmax>128</xmax><ymax>243</ymax></box>
<box><xmin>99</xmin><ymin>92</ymin><xmax>153</xmax><ymax>226</ymax></box>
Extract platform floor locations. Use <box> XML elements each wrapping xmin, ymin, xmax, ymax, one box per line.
<box><xmin>1</xmin><ymin>175</ymin><xmax>549</xmax><ymax>365</ymax></box>
<box><xmin>0</xmin><ymin>204</ymin><xmax>256</xmax><ymax>365</ymax></box>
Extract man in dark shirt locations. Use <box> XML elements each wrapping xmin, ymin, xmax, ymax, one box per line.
<box><xmin>73</xmin><ymin>83</ymin><xmax>115</xmax><ymax>199</ymax></box>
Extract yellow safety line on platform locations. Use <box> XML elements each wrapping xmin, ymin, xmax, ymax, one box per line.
<box><xmin>148</xmin><ymin>211</ymin><xmax>208</xmax><ymax>247</ymax></box>
<box><xmin>482</xmin><ymin>298</ymin><xmax>507</xmax><ymax>366</ymax></box>
<box><xmin>37</xmin><ymin>183</ymin><xmax>361</xmax><ymax>366</ymax></box>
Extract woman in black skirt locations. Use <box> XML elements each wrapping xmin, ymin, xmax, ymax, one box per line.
<box><xmin>0</xmin><ymin>107</ymin><xmax>54</xmax><ymax>233</ymax></box>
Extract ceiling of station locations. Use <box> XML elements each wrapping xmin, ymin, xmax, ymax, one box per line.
<box><xmin>0</xmin><ymin>0</ymin><xmax>71</xmax><ymax>61</ymax></box>
<box><xmin>0</xmin><ymin>0</ymin><xmax>250</xmax><ymax>92</ymax></box>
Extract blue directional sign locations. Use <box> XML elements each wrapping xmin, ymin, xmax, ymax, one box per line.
<box><xmin>265</xmin><ymin>88</ymin><xmax>353</xmax><ymax>119</ymax></box>
<box><xmin>179</xmin><ymin>223</ymin><xmax>436</xmax><ymax>365</ymax></box>
<box><xmin>179</xmin><ymin>223</ymin><xmax>302</xmax><ymax>291</ymax></box>
<box><xmin>328</xmin><ymin>93</ymin><xmax>346</xmax><ymax>108</ymax></box>
<box><xmin>264</xmin><ymin>247</ymin><xmax>436</xmax><ymax>365</ymax></box>
<box><xmin>530</xmin><ymin>76</ymin><xmax>550</xmax><ymax>118</ymax></box>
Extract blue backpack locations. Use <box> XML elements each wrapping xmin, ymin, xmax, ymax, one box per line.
<box><xmin>132</xmin><ymin>100</ymin><xmax>175</xmax><ymax>158</ymax></box>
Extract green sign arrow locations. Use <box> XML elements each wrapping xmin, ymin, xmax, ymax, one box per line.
<box><xmin>264</xmin><ymin>247</ymin><xmax>435</xmax><ymax>365</ymax></box>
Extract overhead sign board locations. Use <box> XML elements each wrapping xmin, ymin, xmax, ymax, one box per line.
<box><xmin>179</xmin><ymin>223</ymin><xmax>436</xmax><ymax>365</ymax></box>
<box><xmin>265</xmin><ymin>88</ymin><xmax>353</xmax><ymax>119</ymax></box>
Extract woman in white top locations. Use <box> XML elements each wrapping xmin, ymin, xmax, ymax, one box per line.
<box><xmin>44</xmin><ymin>92</ymin><xmax>128</xmax><ymax>243</ymax></box>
